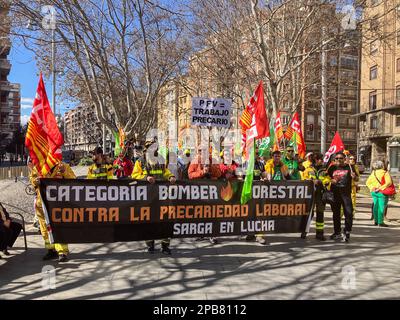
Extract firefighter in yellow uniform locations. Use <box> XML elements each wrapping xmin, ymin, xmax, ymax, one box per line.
<box><xmin>302</xmin><ymin>153</ymin><xmax>331</xmax><ymax>240</ymax></box>
<box><xmin>87</xmin><ymin>147</ymin><xmax>114</xmax><ymax>180</ymax></box>
<box><xmin>300</xmin><ymin>152</ymin><xmax>313</xmax><ymax>180</ymax></box>
<box><xmin>131</xmin><ymin>142</ymin><xmax>176</xmax><ymax>254</ymax></box>
<box><xmin>30</xmin><ymin>161</ymin><xmax>76</xmax><ymax>262</ymax></box>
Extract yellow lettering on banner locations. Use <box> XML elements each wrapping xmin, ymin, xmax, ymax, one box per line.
<box><xmin>272</xmin><ymin>204</ymin><xmax>280</xmax><ymax>216</ymax></box>
<box><xmin>86</xmin><ymin>208</ymin><xmax>96</xmax><ymax>222</ymax></box>
<box><xmin>204</xmin><ymin>206</ymin><xmax>211</xmax><ymax>218</ymax></box>
<box><xmin>160</xmin><ymin>206</ymin><xmax>168</xmax><ymax>220</ymax></box>
<box><xmin>225</xmin><ymin>205</ymin><xmax>231</xmax><ymax>218</ymax></box>
<box><xmin>216</xmin><ymin>205</ymin><xmax>223</xmax><ymax>218</ymax></box>
<box><xmin>62</xmin><ymin>208</ymin><xmax>73</xmax><ymax>222</ymax></box>
<box><xmin>74</xmin><ymin>208</ymin><xmax>84</xmax><ymax>222</ymax></box>
<box><xmin>186</xmin><ymin>206</ymin><xmax>193</xmax><ymax>219</ymax></box>
<box><xmin>280</xmin><ymin>204</ymin><xmax>287</xmax><ymax>216</ymax></box>
<box><xmin>177</xmin><ymin>206</ymin><xmax>185</xmax><ymax>219</ymax></box>
<box><xmin>168</xmin><ymin>206</ymin><xmax>176</xmax><ymax>219</ymax></box>
<box><xmin>241</xmin><ymin>205</ymin><xmax>248</xmax><ymax>217</ymax></box>
<box><xmin>295</xmin><ymin>204</ymin><xmax>303</xmax><ymax>216</ymax></box>
<box><xmin>109</xmin><ymin>208</ymin><xmax>119</xmax><ymax>222</ymax></box>
<box><xmin>232</xmin><ymin>205</ymin><xmax>240</xmax><ymax>217</ymax></box>
<box><xmin>140</xmin><ymin>207</ymin><xmax>150</xmax><ymax>221</ymax></box>
<box><xmin>130</xmin><ymin>207</ymin><xmax>138</xmax><ymax>222</ymax></box>
<box><xmin>288</xmin><ymin>205</ymin><xmax>294</xmax><ymax>216</ymax></box>
<box><xmin>98</xmin><ymin>208</ymin><xmax>108</xmax><ymax>222</ymax></box>
<box><xmin>52</xmin><ymin>208</ymin><xmax>61</xmax><ymax>222</ymax></box>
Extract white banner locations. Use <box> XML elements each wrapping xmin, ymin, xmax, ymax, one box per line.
<box><xmin>191</xmin><ymin>97</ymin><xmax>232</xmax><ymax>128</ymax></box>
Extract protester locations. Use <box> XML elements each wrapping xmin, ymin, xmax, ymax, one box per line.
<box><xmin>219</xmin><ymin>149</ymin><xmax>238</xmax><ymax>181</ymax></box>
<box><xmin>30</xmin><ymin>161</ymin><xmax>76</xmax><ymax>262</ymax></box>
<box><xmin>0</xmin><ymin>202</ymin><xmax>22</xmax><ymax>258</ymax></box>
<box><xmin>131</xmin><ymin>141</ymin><xmax>176</xmax><ymax>254</ymax></box>
<box><xmin>327</xmin><ymin>151</ymin><xmax>357</xmax><ymax>242</ymax></box>
<box><xmin>366</xmin><ymin>160</ymin><xmax>393</xmax><ymax>227</ymax></box>
<box><xmin>113</xmin><ymin>146</ymin><xmax>134</xmax><ymax>179</ymax></box>
<box><xmin>302</xmin><ymin>153</ymin><xmax>331</xmax><ymax>241</ymax></box>
<box><xmin>282</xmin><ymin>146</ymin><xmax>304</xmax><ymax>180</ymax></box>
<box><xmin>177</xmin><ymin>149</ymin><xmax>191</xmax><ymax>180</ymax></box>
<box><xmin>300</xmin><ymin>152</ymin><xmax>313</xmax><ymax>179</ymax></box>
<box><xmin>188</xmin><ymin>147</ymin><xmax>221</xmax><ymax>244</ymax></box>
<box><xmin>264</xmin><ymin>150</ymin><xmax>290</xmax><ymax>181</ymax></box>
<box><xmin>243</xmin><ymin>146</ymin><xmax>267</xmax><ymax>244</ymax></box>
<box><xmin>87</xmin><ymin>147</ymin><xmax>114</xmax><ymax>179</ymax></box>
<box><xmin>348</xmin><ymin>155</ymin><xmax>360</xmax><ymax>218</ymax></box>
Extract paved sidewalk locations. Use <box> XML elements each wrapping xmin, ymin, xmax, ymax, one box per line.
<box><xmin>1</xmin><ymin>194</ymin><xmax>400</xmax><ymax>300</ymax></box>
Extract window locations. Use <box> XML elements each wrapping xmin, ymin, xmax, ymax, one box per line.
<box><xmin>370</xmin><ymin>65</ymin><xmax>378</xmax><ymax>79</ymax></box>
<box><xmin>397</xmin><ymin>59</ymin><xmax>400</xmax><ymax>73</ymax></box>
<box><xmin>397</xmin><ymin>30</ymin><xmax>400</xmax><ymax>46</ymax></box>
<box><xmin>396</xmin><ymin>116</ymin><xmax>400</xmax><ymax>127</ymax></box>
<box><xmin>282</xmin><ymin>115</ymin><xmax>290</xmax><ymax>125</ymax></box>
<box><xmin>397</xmin><ymin>86</ymin><xmax>400</xmax><ymax>104</ymax></box>
<box><xmin>370</xmin><ymin>41</ymin><xmax>378</xmax><ymax>54</ymax></box>
<box><xmin>306</xmin><ymin>130</ymin><xmax>314</xmax><ymax>141</ymax></box>
<box><xmin>369</xmin><ymin>91</ymin><xmax>377</xmax><ymax>110</ymax></box>
<box><xmin>306</xmin><ymin>114</ymin><xmax>314</xmax><ymax>125</ymax></box>
<box><xmin>328</xmin><ymin>117</ymin><xmax>336</xmax><ymax>126</ymax></box>
<box><xmin>328</xmin><ymin>102</ymin><xmax>335</xmax><ymax>111</ymax></box>
<box><xmin>341</xmin><ymin>56</ymin><xmax>358</xmax><ymax>70</ymax></box>
<box><xmin>370</xmin><ymin>16</ymin><xmax>379</xmax><ymax>32</ymax></box>
<box><xmin>370</xmin><ymin>0</ymin><xmax>380</xmax><ymax>5</ymax></box>
<box><xmin>370</xmin><ymin>116</ymin><xmax>378</xmax><ymax>129</ymax></box>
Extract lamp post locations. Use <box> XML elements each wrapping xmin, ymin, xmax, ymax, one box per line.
<box><xmin>27</xmin><ymin>18</ymin><xmax>56</xmax><ymax>116</ymax></box>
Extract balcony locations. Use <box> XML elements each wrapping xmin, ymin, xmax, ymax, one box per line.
<box><xmin>0</xmin><ymin>38</ymin><xmax>11</xmax><ymax>56</ymax></box>
<box><xmin>0</xmin><ymin>80</ymin><xmax>12</xmax><ymax>92</ymax></box>
<box><xmin>365</xmin><ymin>112</ymin><xmax>392</xmax><ymax>140</ymax></box>
<box><xmin>0</xmin><ymin>59</ymin><xmax>11</xmax><ymax>71</ymax></box>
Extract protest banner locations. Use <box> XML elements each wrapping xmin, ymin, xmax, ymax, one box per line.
<box><xmin>191</xmin><ymin>97</ymin><xmax>232</xmax><ymax>128</ymax></box>
<box><xmin>39</xmin><ymin>179</ymin><xmax>314</xmax><ymax>243</ymax></box>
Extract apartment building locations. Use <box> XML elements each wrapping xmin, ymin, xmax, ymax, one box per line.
<box><xmin>358</xmin><ymin>0</ymin><xmax>400</xmax><ymax>171</ymax></box>
<box><xmin>63</xmin><ymin>105</ymin><xmax>110</xmax><ymax>153</ymax></box>
<box><xmin>0</xmin><ymin>1</ymin><xmax>21</xmax><ymax>153</ymax></box>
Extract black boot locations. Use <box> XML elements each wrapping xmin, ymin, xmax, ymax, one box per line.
<box><xmin>316</xmin><ymin>232</ymin><xmax>326</xmax><ymax>241</ymax></box>
<box><xmin>42</xmin><ymin>249</ymin><xmax>58</xmax><ymax>261</ymax></box>
<box><xmin>161</xmin><ymin>243</ymin><xmax>171</xmax><ymax>255</ymax></box>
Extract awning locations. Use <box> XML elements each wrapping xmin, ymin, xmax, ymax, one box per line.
<box><xmin>352</xmin><ymin>105</ymin><xmax>400</xmax><ymax>118</ymax></box>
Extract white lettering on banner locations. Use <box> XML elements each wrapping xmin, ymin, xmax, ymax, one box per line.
<box><xmin>46</xmin><ymin>185</ymin><xmax>148</xmax><ymax>202</ymax></box>
<box><xmin>252</xmin><ymin>185</ymin><xmax>312</xmax><ymax>199</ymax></box>
<box><xmin>173</xmin><ymin>223</ymin><xmax>213</xmax><ymax>235</ymax></box>
<box><xmin>158</xmin><ymin>185</ymin><xmax>218</xmax><ymax>200</ymax></box>
<box><xmin>241</xmin><ymin>220</ymin><xmax>275</xmax><ymax>232</ymax></box>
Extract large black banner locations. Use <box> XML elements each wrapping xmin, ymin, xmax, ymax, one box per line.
<box><xmin>39</xmin><ymin>179</ymin><xmax>314</xmax><ymax>243</ymax></box>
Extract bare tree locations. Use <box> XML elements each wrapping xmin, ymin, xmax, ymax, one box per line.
<box><xmin>10</xmin><ymin>0</ymin><xmax>190</xmax><ymax>140</ymax></box>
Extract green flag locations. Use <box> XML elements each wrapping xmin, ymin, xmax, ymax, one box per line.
<box><xmin>113</xmin><ymin>131</ymin><xmax>121</xmax><ymax>157</ymax></box>
<box><xmin>241</xmin><ymin>139</ymin><xmax>255</xmax><ymax>205</ymax></box>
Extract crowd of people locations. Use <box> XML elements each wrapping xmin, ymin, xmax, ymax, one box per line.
<box><xmin>1</xmin><ymin>139</ymin><xmax>398</xmax><ymax>262</ymax></box>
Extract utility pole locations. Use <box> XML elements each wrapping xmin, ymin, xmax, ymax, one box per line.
<box><xmin>321</xmin><ymin>28</ymin><xmax>327</xmax><ymax>154</ymax></box>
<box><xmin>52</xmin><ymin>28</ymin><xmax>56</xmax><ymax>116</ymax></box>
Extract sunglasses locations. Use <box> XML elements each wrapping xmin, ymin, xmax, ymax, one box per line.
<box><xmin>287</xmin><ymin>150</ymin><xmax>294</xmax><ymax>153</ymax></box>
<box><xmin>349</xmin><ymin>158</ymin><xmax>355</xmax><ymax>160</ymax></box>
<box><xmin>335</xmin><ymin>157</ymin><xmax>344</xmax><ymax>160</ymax></box>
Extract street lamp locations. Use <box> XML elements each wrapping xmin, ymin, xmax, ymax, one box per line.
<box><xmin>26</xmin><ymin>19</ymin><xmax>57</xmax><ymax>116</ymax></box>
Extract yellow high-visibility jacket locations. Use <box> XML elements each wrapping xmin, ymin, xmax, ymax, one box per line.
<box><xmin>131</xmin><ymin>159</ymin><xmax>174</xmax><ymax>181</ymax></box>
<box><xmin>87</xmin><ymin>163</ymin><xmax>114</xmax><ymax>180</ymax></box>
<box><xmin>366</xmin><ymin>169</ymin><xmax>392</xmax><ymax>192</ymax></box>
<box><xmin>30</xmin><ymin>162</ymin><xmax>76</xmax><ymax>208</ymax></box>
<box><xmin>264</xmin><ymin>159</ymin><xmax>289</xmax><ymax>181</ymax></box>
<box><xmin>303</xmin><ymin>166</ymin><xmax>331</xmax><ymax>190</ymax></box>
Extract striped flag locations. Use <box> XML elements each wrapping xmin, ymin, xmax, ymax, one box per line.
<box><xmin>25</xmin><ymin>73</ymin><xmax>64</xmax><ymax>176</ymax></box>
<box><xmin>285</xmin><ymin>112</ymin><xmax>306</xmax><ymax>158</ymax></box>
<box><xmin>274</xmin><ymin>112</ymin><xmax>284</xmax><ymax>144</ymax></box>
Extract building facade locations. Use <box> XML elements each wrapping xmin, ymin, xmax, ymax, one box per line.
<box><xmin>358</xmin><ymin>0</ymin><xmax>400</xmax><ymax>171</ymax></box>
<box><xmin>63</xmin><ymin>105</ymin><xmax>111</xmax><ymax>154</ymax></box>
<box><xmin>0</xmin><ymin>1</ymin><xmax>21</xmax><ymax>154</ymax></box>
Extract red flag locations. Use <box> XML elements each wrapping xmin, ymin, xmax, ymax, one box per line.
<box><xmin>324</xmin><ymin>131</ymin><xmax>345</xmax><ymax>163</ymax></box>
<box><xmin>285</xmin><ymin>112</ymin><xmax>306</xmax><ymax>158</ymax></box>
<box><xmin>25</xmin><ymin>73</ymin><xmax>64</xmax><ymax>176</ymax></box>
<box><xmin>240</xmin><ymin>81</ymin><xmax>269</xmax><ymax>144</ymax></box>
<box><xmin>274</xmin><ymin>112</ymin><xmax>284</xmax><ymax>143</ymax></box>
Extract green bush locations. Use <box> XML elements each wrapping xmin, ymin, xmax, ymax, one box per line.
<box><xmin>79</xmin><ymin>157</ymin><xmax>94</xmax><ymax>166</ymax></box>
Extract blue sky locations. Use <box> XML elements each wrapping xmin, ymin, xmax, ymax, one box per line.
<box><xmin>8</xmin><ymin>44</ymin><xmax>56</xmax><ymax>126</ymax></box>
